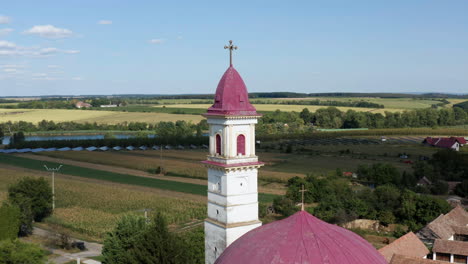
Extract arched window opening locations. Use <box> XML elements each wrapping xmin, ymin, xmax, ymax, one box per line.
<box><xmin>216</xmin><ymin>134</ymin><xmax>221</xmax><ymax>155</ymax></box>
<box><xmin>237</xmin><ymin>134</ymin><xmax>246</xmax><ymax>156</ymax></box>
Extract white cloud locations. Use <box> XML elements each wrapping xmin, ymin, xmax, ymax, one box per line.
<box><xmin>24</xmin><ymin>25</ymin><xmax>73</xmax><ymax>39</ymax></box>
<box><xmin>32</xmin><ymin>73</ymin><xmax>59</xmax><ymax>81</ymax></box>
<box><xmin>0</xmin><ymin>40</ymin><xmax>16</xmax><ymax>49</ymax></box>
<box><xmin>48</xmin><ymin>65</ymin><xmax>60</xmax><ymax>69</ymax></box>
<box><xmin>3</xmin><ymin>68</ymin><xmax>18</xmax><ymax>73</ymax></box>
<box><xmin>98</xmin><ymin>20</ymin><xmax>112</xmax><ymax>25</ymax></box>
<box><xmin>177</xmin><ymin>36</ymin><xmax>183</xmax><ymax>40</ymax></box>
<box><xmin>63</xmin><ymin>50</ymin><xmax>80</xmax><ymax>54</ymax></box>
<box><xmin>0</xmin><ymin>41</ymin><xmax>80</xmax><ymax>57</ymax></box>
<box><xmin>0</xmin><ymin>16</ymin><xmax>11</xmax><ymax>24</ymax></box>
<box><xmin>72</xmin><ymin>77</ymin><xmax>83</xmax><ymax>81</ymax></box>
<box><xmin>149</xmin><ymin>39</ymin><xmax>165</xmax><ymax>44</ymax></box>
<box><xmin>1</xmin><ymin>64</ymin><xmax>26</xmax><ymax>69</ymax></box>
<box><xmin>0</xmin><ymin>28</ymin><xmax>13</xmax><ymax>36</ymax></box>
<box><xmin>39</xmin><ymin>47</ymin><xmax>59</xmax><ymax>55</ymax></box>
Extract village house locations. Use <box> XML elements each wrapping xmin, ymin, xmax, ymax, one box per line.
<box><xmin>389</xmin><ymin>255</ymin><xmax>447</xmax><ymax>264</ymax></box>
<box><xmin>422</xmin><ymin>137</ymin><xmax>467</xmax><ymax>152</ymax></box>
<box><xmin>416</xmin><ymin>206</ymin><xmax>468</xmax><ymax>245</ymax></box>
<box><xmin>431</xmin><ymin>239</ymin><xmax>468</xmax><ymax>263</ymax></box>
<box><xmin>75</xmin><ymin>101</ymin><xmax>92</xmax><ymax>108</ymax></box>
<box><xmin>380</xmin><ymin>206</ymin><xmax>468</xmax><ymax>264</ymax></box>
<box><xmin>417</xmin><ymin>176</ymin><xmax>433</xmax><ymax>187</ymax></box>
<box><xmin>379</xmin><ymin>232</ymin><xmax>430</xmax><ymax>263</ymax></box>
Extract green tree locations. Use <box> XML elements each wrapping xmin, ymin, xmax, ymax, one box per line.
<box><xmin>431</xmin><ymin>180</ymin><xmax>449</xmax><ymax>195</ymax></box>
<box><xmin>379</xmin><ymin>210</ymin><xmax>396</xmax><ymax>226</ymax></box>
<box><xmin>8</xmin><ymin>177</ymin><xmax>52</xmax><ymax>236</ymax></box>
<box><xmin>130</xmin><ymin>213</ymin><xmax>191</xmax><ymax>264</ymax></box>
<box><xmin>272</xmin><ymin>196</ymin><xmax>297</xmax><ymax>217</ymax></box>
<box><xmin>179</xmin><ymin>227</ymin><xmax>204</xmax><ymax>264</ymax></box>
<box><xmin>454</xmin><ymin>180</ymin><xmax>468</xmax><ymax>198</ymax></box>
<box><xmin>0</xmin><ymin>239</ymin><xmax>45</xmax><ymax>264</ymax></box>
<box><xmin>0</xmin><ymin>203</ymin><xmax>20</xmax><ymax>240</ymax></box>
<box><xmin>8</xmin><ymin>177</ymin><xmax>52</xmax><ymax>222</ymax></box>
<box><xmin>102</xmin><ymin>215</ymin><xmax>147</xmax><ymax>264</ymax></box>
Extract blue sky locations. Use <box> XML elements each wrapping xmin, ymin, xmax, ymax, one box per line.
<box><xmin>0</xmin><ymin>0</ymin><xmax>467</xmax><ymax>96</ymax></box>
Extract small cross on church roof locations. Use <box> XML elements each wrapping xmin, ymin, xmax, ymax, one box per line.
<box><xmin>224</xmin><ymin>40</ymin><xmax>237</xmax><ymax>66</ymax></box>
<box><xmin>299</xmin><ymin>184</ymin><xmax>307</xmax><ymax>211</ymax></box>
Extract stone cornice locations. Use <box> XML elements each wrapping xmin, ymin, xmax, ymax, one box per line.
<box><xmin>205</xmin><ymin>218</ymin><xmax>262</xmax><ymax>229</ymax></box>
<box><xmin>201</xmin><ymin>160</ymin><xmax>264</xmax><ymax>171</ymax></box>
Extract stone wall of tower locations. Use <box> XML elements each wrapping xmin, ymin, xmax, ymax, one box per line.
<box><xmin>204</xmin><ymin>116</ymin><xmax>262</xmax><ymax>264</ymax></box>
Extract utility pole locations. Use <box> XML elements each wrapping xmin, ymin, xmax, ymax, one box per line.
<box><xmin>44</xmin><ymin>165</ymin><xmax>62</xmax><ymax>212</ymax></box>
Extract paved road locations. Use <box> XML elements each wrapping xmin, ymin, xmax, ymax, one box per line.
<box><xmin>33</xmin><ymin>227</ymin><xmax>102</xmax><ymax>264</ymax></box>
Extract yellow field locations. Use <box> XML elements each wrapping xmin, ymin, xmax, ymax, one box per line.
<box><xmin>0</xmin><ymin>109</ymin><xmax>203</xmax><ymax>124</ymax></box>
<box><xmin>155</xmin><ymin>104</ymin><xmax>403</xmax><ymax>114</ymax></box>
<box><xmin>257</xmin><ymin>97</ymin><xmax>444</xmax><ymax>110</ymax></box>
<box><xmin>0</xmin><ymin>166</ymin><xmax>206</xmax><ymax>240</ymax></box>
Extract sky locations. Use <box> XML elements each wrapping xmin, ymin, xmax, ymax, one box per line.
<box><xmin>0</xmin><ymin>0</ymin><xmax>467</xmax><ymax>96</ymax></box>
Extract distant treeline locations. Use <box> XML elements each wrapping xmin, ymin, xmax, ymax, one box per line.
<box><xmin>249</xmin><ymin>92</ymin><xmax>468</xmax><ymax>99</ymax></box>
<box><xmin>7</xmin><ymin>135</ymin><xmax>208</xmax><ymax>149</ymax></box>
<box><xmin>2</xmin><ymin>92</ymin><xmax>467</xmax><ymax>103</ymax></box>
<box><xmin>0</xmin><ymin>99</ymin><xmax>128</xmax><ymax>109</ymax></box>
<box><xmin>454</xmin><ymin>101</ymin><xmax>468</xmax><ymax>110</ymax></box>
<box><xmin>257</xmin><ymin>106</ymin><xmax>468</xmax><ymax>135</ymax></box>
<box><xmin>251</xmin><ymin>99</ymin><xmax>384</xmax><ymax>108</ymax></box>
<box><xmin>0</xmin><ymin>120</ymin><xmax>208</xmax><ymax>134</ymax></box>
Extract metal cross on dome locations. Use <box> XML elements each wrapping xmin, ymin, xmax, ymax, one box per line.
<box><xmin>299</xmin><ymin>184</ymin><xmax>308</xmax><ymax>211</ymax></box>
<box><xmin>224</xmin><ymin>40</ymin><xmax>237</xmax><ymax>66</ymax></box>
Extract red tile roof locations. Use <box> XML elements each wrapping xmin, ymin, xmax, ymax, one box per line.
<box><xmin>433</xmin><ymin>239</ymin><xmax>468</xmax><ymax>256</ymax></box>
<box><xmin>418</xmin><ymin>205</ymin><xmax>468</xmax><ymax>240</ymax></box>
<box><xmin>379</xmin><ymin>232</ymin><xmax>429</xmax><ymax>263</ymax></box>
<box><xmin>423</xmin><ymin>137</ymin><xmax>463</xmax><ymax>149</ymax></box>
<box><xmin>451</xmin><ymin>137</ymin><xmax>467</xmax><ymax>144</ymax></box>
<box><xmin>389</xmin><ymin>255</ymin><xmax>446</xmax><ymax>264</ymax></box>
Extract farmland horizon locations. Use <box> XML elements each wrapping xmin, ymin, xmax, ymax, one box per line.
<box><xmin>1</xmin><ymin>91</ymin><xmax>468</xmax><ymax>99</ymax></box>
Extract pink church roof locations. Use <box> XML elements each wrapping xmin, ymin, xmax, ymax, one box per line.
<box><xmin>215</xmin><ymin>211</ymin><xmax>387</xmax><ymax>264</ymax></box>
<box><xmin>206</xmin><ymin>66</ymin><xmax>259</xmax><ymax>116</ymax></box>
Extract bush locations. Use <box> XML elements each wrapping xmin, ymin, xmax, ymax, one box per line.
<box><xmin>0</xmin><ymin>203</ymin><xmax>20</xmax><ymax>240</ymax></box>
<box><xmin>454</xmin><ymin>180</ymin><xmax>468</xmax><ymax>198</ymax></box>
<box><xmin>0</xmin><ymin>239</ymin><xmax>46</xmax><ymax>264</ymax></box>
<box><xmin>272</xmin><ymin>197</ymin><xmax>297</xmax><ymax>217</ymax></box>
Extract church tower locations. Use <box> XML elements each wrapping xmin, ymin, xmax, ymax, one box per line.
<box><xmin>203</xmin><ymin>41</ymin><xmax>263</xmax><ymax>264</ymax></box>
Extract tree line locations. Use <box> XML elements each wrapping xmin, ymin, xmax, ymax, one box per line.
<box><xmin>250</xmin><ymin>99</ymin><xmax>385</xmax><ymax>108</ymax></box>
<box><xmin>0</xmin><ymin>120</ymin><xmax>208</xmax><ymax>134</ymax></box>
<box><xmin>258</xmin><ymin>106</ymin><xmax>468</xmax><ymax>133</ymax></box>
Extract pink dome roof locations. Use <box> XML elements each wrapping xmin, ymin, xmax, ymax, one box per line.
<box><xmin>215</xmin><ymin>211</ymin><xmax>387</xmax><ymax>264</ymax></box>
<box><xmin>206</xmin><ymin>66</ymin><xmax>259</xmax><ymax>116</ymax></box>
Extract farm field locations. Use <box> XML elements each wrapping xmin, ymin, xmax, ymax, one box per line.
<box><xmin>0</xmin><ymin>165</ymin><xmax>206</xmax><ymax>240</ymax></box>
<box><xmin>33</xmin><ymin>150</ymin><xmax>301</xmax><ymax>185</ymax></box>
<box><xmin>0</xmin><ymin>154</ymin><xmax>279</xmax><ymax>201</ymax></box>
<box><xmin>155</xmin><ymin>97</ymin><xmax>464</xmax><ymax>110</ymax></box>
<box><xmin>0</xmin><ymin>108</ymin><xmax>203</xmax><ymax>124</ymax></box>
<box><xmin>154</xmin><ymin>103</ymin><xmax>402</xmax><ymax>114</ymax></box>
<box><xmin>257</xmin><ymin>97</ymin><xmax>448</xmax><ymax>110</ymax></box>
<box><xmin>31</xmin><ymin>144</ymin><xmax>434</xmax><ymax>182</ymax></box>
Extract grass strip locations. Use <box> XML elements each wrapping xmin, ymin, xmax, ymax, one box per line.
<box><xmin>0</xmin><ymin>154</ymin><xmax>277</xmax><ymax>202</ymax></box>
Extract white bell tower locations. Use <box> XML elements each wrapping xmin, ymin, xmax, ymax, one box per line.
<box><xmin>203</xmin><ymin>40</ymin><xmax>263</xmax><ymax>264</ymax></box>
